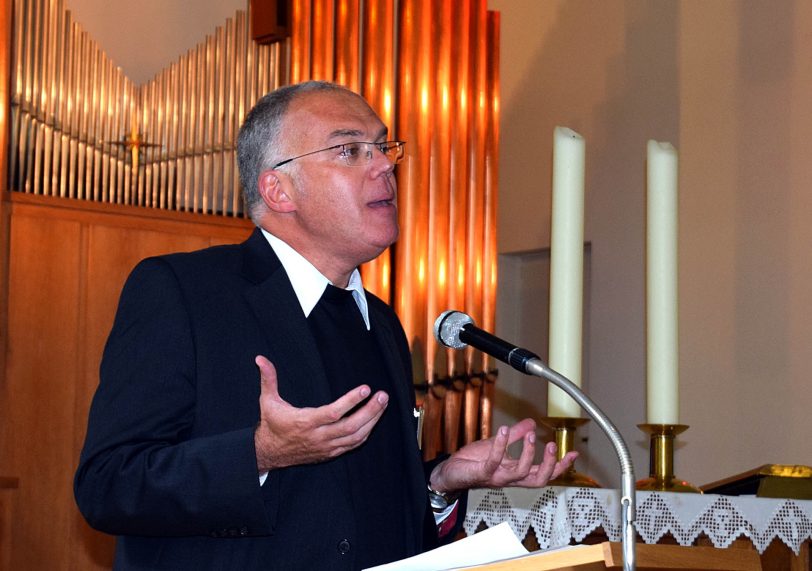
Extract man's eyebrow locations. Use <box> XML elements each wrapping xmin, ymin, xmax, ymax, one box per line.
<box><xmin>327</xmin><ymin>127</ymin><xmax>389</xmax><ymax>141</ymax></box>
<box><xmin>327</xmin><ymin>129</ymin><xmax>364</xmax><ymax>141</ymax></box>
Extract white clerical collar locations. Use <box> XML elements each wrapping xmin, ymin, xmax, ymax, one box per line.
<box><xmin>261</xmin><ymin>229</ymin><xmax>371</xmax><ymax>330</ymax></box>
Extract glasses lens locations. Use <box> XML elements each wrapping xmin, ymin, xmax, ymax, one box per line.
<box><xmin>382</xmin><ymin>142</ymin><xmax>404</xmax><ymax>164</ymax></box>
<box><xmin>339</xmin><ymin>141</ymin><xmax>405</xmax><ymax>166</ymax></box>
<box><xmin>341</xmin><ymin>142</ymin><xmax>367</xmax><ymax>166</ymax></box>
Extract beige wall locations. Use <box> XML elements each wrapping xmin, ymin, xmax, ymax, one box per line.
<box><xmin>64</xmin><ymin>0</ymin><xmax>247</xmax><ymax>85</ymax></box>
<box><xmin>491</xmin><ymin>0</ymin><xmax>812</xmax><ymax>488</ymax></box>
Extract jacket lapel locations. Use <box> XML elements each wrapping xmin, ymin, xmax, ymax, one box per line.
<box><xmin>370</xmin><ymin>303</ymin><xmax>428</xmax><ymax>546</ymax></box>
<box><xmin>239</xmin><ymin>228</ymin><xmax>331</xmax><ymax>407</ymax></box>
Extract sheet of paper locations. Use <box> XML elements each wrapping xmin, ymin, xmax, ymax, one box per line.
<box><xmin>363</xmin><ymin>522</ymin><xmax>528</xmax><ymax>571</ymax></box>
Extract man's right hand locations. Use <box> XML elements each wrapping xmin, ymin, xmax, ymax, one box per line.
<box><xmin>253</xmin><ymin>355</ymin><xmax>389</xmax><ymax>473</ymax></box>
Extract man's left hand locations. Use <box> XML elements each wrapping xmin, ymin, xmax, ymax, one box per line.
<box><xmin>428</xmin><ymin>418</ymin><xmax>578</xmax><ymax>493</ymax></box>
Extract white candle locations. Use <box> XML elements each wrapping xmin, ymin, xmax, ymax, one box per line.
<box><xmin>646</xmin><ymin>140</ymin><xmax>679</xmax><ymax>424</ymax></box>
<box><xmin>547</xmin><ymin>126</ymin><xmax>585</xmax><ymax>418</ymax></box>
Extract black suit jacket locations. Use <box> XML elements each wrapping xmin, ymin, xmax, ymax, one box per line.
<box><xmin>75</xmin><ymin>228</ymin><xmax>434</xmax><ymax>570</ymax></box>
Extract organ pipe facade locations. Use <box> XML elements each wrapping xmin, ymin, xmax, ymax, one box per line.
<box><xmin>6</xmin><ymin>0</ymin><xmax>500</xmax><ymax>456</ymax></box>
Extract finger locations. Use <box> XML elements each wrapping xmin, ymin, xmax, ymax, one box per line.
<box><xmin>330</xmin><ymin>390</ymin><xmax>389</xmax><ymax>437</ymax></box>
<box><xmin>512</xmin><ymin>431</ymin><xmax>537</xmax><ymax>478</ymax></box>
<box><xmin>506</xmin><ymin>418</ymin><xmax>537</xmax><ymax>446</ymax></box>
<box><xmin>313</xmin><ymin>384</ymin><xmax>376</xmax><ymax>425</ymax></box>
<box><xmin>534</xmin><ymin>441</ymin><xmax>562</xmax><ymax>484</ymax></box>
<box><xmin>256</xmin><ymin>355</ymin><xmax>280</xmax><ymax>399</ymax></box>
<box><xmin>550</xmin><ymin>450</ymin><xmax>579</xmax><ymax>480</ymax></box>
<box><xmin>516</xmin><ymin>441</ymin><xmax>559</xmax><ymax>487</ymax></box>
<box><xmin>328</xmin><ymin>394</ymin><xmax>389</xmax><ymax>451</ymax></box>
<box><xmin>483</xmin><ymin>425</ymin><xmax>511</xmax><ymax>475</ymax></box>
<box><xmin>316</xmin><ymin>388</ymin><xmax>389</xmax><ymax>438</ymax></box>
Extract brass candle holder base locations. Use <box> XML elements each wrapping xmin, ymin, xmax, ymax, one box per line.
<box><xmin>636</xmin><ymin>424</ymin><xmax>702</xmax><ymax>493</ymax></box>
<box><xmin>540</xmin><ymin>417</ymin><xmax>601</xmax><ymax>488</ymax></box>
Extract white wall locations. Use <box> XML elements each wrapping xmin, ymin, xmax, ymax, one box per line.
<box><xmin>679</xmin><ymin>1</ymin><xmax>812</xmax><ymax>484</ymax></box>
<box><xmin>64</xmin><ymin>0</ymin><xmax>247</xmax><ymax>85</ymax></box>
<box><xmin>491</xmin><ymin>0</ymin><xmax>812</xmax><ymax>488</ymax></box>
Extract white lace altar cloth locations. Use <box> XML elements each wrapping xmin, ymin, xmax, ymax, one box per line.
<box><xmin>464</xmin><ymin>486</ymin><xmax>812</xmax><ymax>554</ymax></box>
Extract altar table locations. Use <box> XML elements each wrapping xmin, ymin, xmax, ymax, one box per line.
<box><xmin>464</xmin><ymin>486</ymin><xmax>812</xmax><ymax>569</ymax></box>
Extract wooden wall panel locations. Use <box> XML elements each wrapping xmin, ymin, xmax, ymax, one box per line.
<box><xmin>1</xmin><ymin>0</ymin><xmax>16</xmax><ymax>565</ymax></box>
<box><xmin>0</xmin><ymin>479</ymin><xmax>17</xmax><ymax>571</ymax></box>
<box><xmin>0</xmin><ymin>194</ymin><xmax>252</xmax><ymax>570</ymax></box>
<box><xmin>0</xmin><ymin>0</ymin><xmax>11</xmax><ymax>422</ymax></box>
<box><xmin>3</xmin><ymin>214</ymin><xmax>83</xmax><ymax>569</ymax></box>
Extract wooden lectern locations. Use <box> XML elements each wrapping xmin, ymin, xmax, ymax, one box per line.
<box><xmin>451</xmin><ymin>542</ymin><xmax>762</xmax><ymax>571</ymax></box>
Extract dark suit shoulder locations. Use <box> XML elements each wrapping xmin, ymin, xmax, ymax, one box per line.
<box><xmin>119</xmin><ymin>248</ymin><xmax>243</xmax><ymax>312</ymax></box>
<box><xmin>155</xmin><ymin>241</ymin><xmax>244</xmax><ymax>274</ymax></box>
<box><xmin>130</xmin><ymin>228</ymin><xmax>275</xmax><ymax>290</ymax></box>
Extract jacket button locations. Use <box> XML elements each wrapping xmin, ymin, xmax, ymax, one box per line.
<box><xmin>337</xmin><ymin>539</ymin><xmax>351</xmax><ymax>554</ymax></box>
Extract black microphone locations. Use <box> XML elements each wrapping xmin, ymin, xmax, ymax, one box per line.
<box><xmin>433</xmin><ymin>310</ymin><xmax>540</xmax><ymax>373</ymax></box>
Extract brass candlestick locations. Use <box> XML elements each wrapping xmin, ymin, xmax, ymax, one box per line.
<box><xmin>636</xmin><ymin>424</ymin><xmax>702</xmax><ymax>493</ymax></box>
<box><xmin>540</xmin><ymin>417</ymin><xmax>601</xmax><ymax>488</ymax></box>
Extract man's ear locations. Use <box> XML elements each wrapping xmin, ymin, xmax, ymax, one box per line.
<box><xmin>258</xmin><ymin>169</ymin><xmax>296</xmax><ymax>213</ymax></box>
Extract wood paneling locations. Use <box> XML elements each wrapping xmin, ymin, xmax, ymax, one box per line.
<box><xmin>1</xmin><ymin>0</ymin><xmax>12</xmax><ymax>415</ymax></box>
<box><xmin>0</xmin><ymin>478</ymin><xmax>18</xmax><ymax>571</ymax></box>
<box><xmin>5</xmin><ymin>213</ymin><xmax>83</xmax><ymax>568</ymax></box>
<box><xmin>1</xmin><ymin>1</ymin><xmax>16</xmax><ymax>565</ymax></box>
<box><xmin>0</xmin><ymin>193</ymin><xmax>252</xmax><ymax>570</ymax></box>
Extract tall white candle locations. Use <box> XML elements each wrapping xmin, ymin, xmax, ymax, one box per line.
<box><xmin>646</xmin><ymin>140</ymin><xmax>679</xmax><ymax>424</ymax></box>
<box><xmin>547</xmin><ymin>126</ymin><xmax>585</xmax><ymax>418</ymax></box>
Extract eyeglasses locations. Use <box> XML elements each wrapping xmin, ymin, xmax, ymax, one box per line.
<box><xmin>271</xmin><ymin>140</ymin><xmax>406</xmax><ymax>169</ymax></box>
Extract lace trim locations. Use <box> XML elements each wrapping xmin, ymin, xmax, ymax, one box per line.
<box><xmin>464</xmin><ymin>486</ymin><xmax>812</xmax><ymax>554</ymax></box>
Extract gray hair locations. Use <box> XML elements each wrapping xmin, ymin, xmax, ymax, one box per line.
<box><xmin>237</xmin><ymin>80</ymin><xmax>354</xmax><ymax>221</ymax></box>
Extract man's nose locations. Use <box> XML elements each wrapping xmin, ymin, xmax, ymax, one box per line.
<box><xmin>369</xmin><ymin>148</ymin><xmax>396</xmax><ymax>176</ymax></box>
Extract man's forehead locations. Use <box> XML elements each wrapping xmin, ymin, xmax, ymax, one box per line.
<box><xmin>285</xmin><ymin>90</ymin><xmax>387</xmax><ymax>141</ymax></box>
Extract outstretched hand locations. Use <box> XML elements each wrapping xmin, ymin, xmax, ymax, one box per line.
<box><xmin>253</xmin><ymin>355</ymin><xmax>389</xmax><ymax>472</ymax></box>
<box><xmin>429</xmin><ymin>418</ymin><xmax>578</xmax><ymax>493</ymax></box>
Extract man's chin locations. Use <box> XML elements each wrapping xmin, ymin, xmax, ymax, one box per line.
<box><xmin>359</xmin><ymin>233</ymin><xmax>399</xmax><ymax>265</ymax></box>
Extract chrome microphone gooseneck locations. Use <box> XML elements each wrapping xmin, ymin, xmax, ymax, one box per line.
<box><xmin>434</xmin><ymin>310</ymin><xmax>636</xmax><ymax>571</ymax></box>
<box><xmin>522</xmin><ymin>359</ymin><xmax>636</xmax><ymax>571</ymax></box>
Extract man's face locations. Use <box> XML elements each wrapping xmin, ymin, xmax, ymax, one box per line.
<box><xmin>275</xmin><ymin>90</ymin><xmax>399</xmax><ymax>271</ymax></box>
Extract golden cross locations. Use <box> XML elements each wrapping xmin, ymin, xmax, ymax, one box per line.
<box><xmin>110</xmin><ymin>126</ymin><xmax>161</xmax><ymax>170</ymax></box>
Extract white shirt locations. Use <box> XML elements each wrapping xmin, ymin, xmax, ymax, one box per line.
<box><xmin>261</xmin><ymin>229</ymin><xmax>370</xmax><ymax>329</ymax></box>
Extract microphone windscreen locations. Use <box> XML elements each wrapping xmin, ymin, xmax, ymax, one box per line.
<box><xmin>433</xmin><ymin>310</ymin><xmax>474</xmax><ymax>349</ymax></box>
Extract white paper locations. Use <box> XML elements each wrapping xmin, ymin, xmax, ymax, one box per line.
<box><xmin>363</xmin><ymin>522</ymin><xmax>528</xmax><ymax>571</ymax></box>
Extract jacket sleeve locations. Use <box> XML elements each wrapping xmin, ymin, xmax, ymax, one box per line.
<box><xmin>74</xmin><ymin>257</ymin><xmax>273</xmax><ymax>538</ymax></box>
